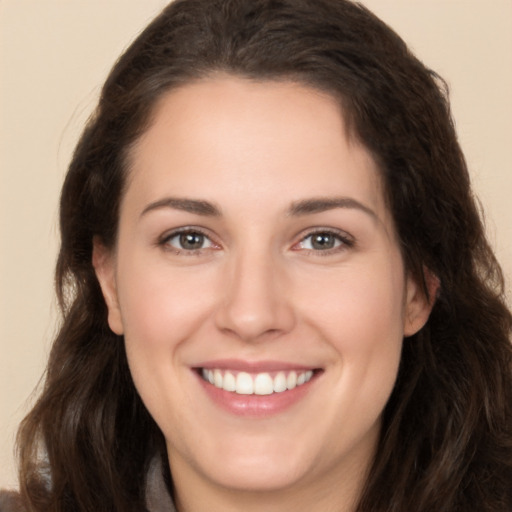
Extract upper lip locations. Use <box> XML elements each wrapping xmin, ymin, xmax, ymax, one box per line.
<box><xmin>194</xmin><ymin>359</ymin><xmax>320</xmax><ymax>373</ymax></box>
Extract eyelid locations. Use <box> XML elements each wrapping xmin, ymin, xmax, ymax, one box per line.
<box><xmin>156</xmin><ymin>225</ymin><xmax>354</xmax><ymax>256</ymax></box>
<box><xmin>157</xmin><ymin>226</ymin><xmax>221</xmax><ymax>253</ymax></box>
<box><xmin>292</xmin><ymin>227</ymin><xmax>355</xmax><ymax>253</ymax></box>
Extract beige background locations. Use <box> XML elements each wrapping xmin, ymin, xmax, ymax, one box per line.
<box><xmin>1</xmin><ymin>0</ymin><xmax>511</xmax><ymax>490</ymax></box>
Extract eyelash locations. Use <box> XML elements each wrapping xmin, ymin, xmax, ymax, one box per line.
<box><xmin>293</xmin><ymin>228</ymin><xmax>355</xmax><ymax>255</ymax></box>
<box><xmin>157</xmin><ymin>227</ymin><xmax>354</xmax><ymax>256</ymax></box>
<box><xmin>158</xmin><ymin>227</ymin><xmax>218</xmax><ymax>255</ymax></box>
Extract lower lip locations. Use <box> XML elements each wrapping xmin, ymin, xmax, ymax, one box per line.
<box><xmin>195</xmin><ymin>371</ymin><xmax>318</xmax><ymax>417</ymax></box>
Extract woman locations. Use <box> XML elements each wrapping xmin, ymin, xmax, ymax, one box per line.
<box><xmin>5</xmin><ymin>0</ymin><xmax>512</xmax><ymax>510</ymax></box>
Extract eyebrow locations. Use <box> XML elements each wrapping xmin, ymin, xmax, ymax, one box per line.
<box><xmin>140</xmin><ymin>197</ymin><xmax>221</xmax><ymax>217</ymax></box>
<box><xmin>140</xmin><ymin>195</ymin><xmax>376</xmax><ymax>220</ymax></box>
<box><xmin>288</xmin><ymin>197</ymin><xmax>377</xmax><ymax>219</ymax></box>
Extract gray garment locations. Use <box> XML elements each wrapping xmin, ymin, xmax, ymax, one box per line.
<box><xmin>0</xmin><ymin>458</ymin><xmax>176</xmax><ymax>512</ymax></box>
<box><xmin>145</xmin><ymin>457</ymin><xmax>177</xmax><ymax>512</ymax></box>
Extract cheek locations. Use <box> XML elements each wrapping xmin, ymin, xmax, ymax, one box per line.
<box><xmin>114</xmin><ymin>261</ymin><xmax>229</xmax><ymax>464</ymax></box>
<box><xmin>115</xmin><ymin>255</ymin><xmax>220</xmax><ymax>366</ymax></box>
<box><xmin>301</xmin><ymin>258</ymin><xmax>406</xmax><ymax>345</ymax></box>
<box><xmin>298</xmin><ymin>258</ymin><xmax>406</xmax><ymax>402</ymax></box>
<box><xmin>118</xmin><ymin>275</ymin><xmax>178</xmax><ymax>405</ymax></box>
<box><xmin>115</xmin><ymin>256</ymin><xmax>220</xmax><ymax>426</ymax></box>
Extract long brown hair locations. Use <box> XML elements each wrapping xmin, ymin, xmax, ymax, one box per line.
<box><xmin>17</xmin><ymin>1</ymin><xmax>512</xmax><ymax>510</ymax></box>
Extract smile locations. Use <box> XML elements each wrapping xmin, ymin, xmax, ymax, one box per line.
<box><xmin>201</xmin><ymin>368</ymin><xmax>315</xmax><ymax>395</ymax></box>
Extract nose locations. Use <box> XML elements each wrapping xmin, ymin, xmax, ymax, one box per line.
<box><xmin>214</xmin><ymin>249</ymin><xmax>296</xmax><ymax>342</ymax></box>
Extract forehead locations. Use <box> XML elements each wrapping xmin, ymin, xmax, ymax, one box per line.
<box><xmin>124</xmin><ymin>76</ymin><xmax>389</xmax><ymax>223</ymax></box>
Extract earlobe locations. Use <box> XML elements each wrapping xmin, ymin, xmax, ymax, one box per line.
<box><xmin>92</xmin><ymin>237</ymin><xmax>124</xmax><ymax>335</ymax></box>
<box><xmin>403</xmin><ymin>268</ymin><xmax>439</xmax><ymax>337</ymax></box>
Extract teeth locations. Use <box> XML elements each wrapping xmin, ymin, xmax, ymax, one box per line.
<box><xmin>286</xmin><ymin>371</ymin><xmax>297</xmax><ymax>390</ymax></box>
<box><xmin>273</xmin><ymin>372</ymin><xmax>287</xmax><ymax>393</ymax></box>
<box><xmin>254</xmin><ymin>373</ymin><xmax>274</xmax><ymax>395</ymax></box>
<box><xmin>223</xmin><ymin>371</ymin><xmax>236</xmax><ymax>392</ymax></box>
<box><xmin>236</xmin><ymin>372</ymin><xmax>254</xmax><ymax>394</ymax></box>
<box><xmin>213</xmin><ymin>369</ymin><xmax>223</xmax><ymax>388</ymax></box>
<box><xmin>201</xmin><ymin>368</ymin><xmax>315</xmax><ymax>395</ymax></box>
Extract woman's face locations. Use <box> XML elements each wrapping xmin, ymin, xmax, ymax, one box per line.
<box><xmin>95</xmin><ymin>76</ymin><xmax>432</xmax><ymax>502</ymax></box>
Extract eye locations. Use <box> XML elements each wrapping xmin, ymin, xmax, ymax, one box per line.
<box><xmin>160</xmin><ymin>229</ymin><xmax>216</xmax><ymax>253</ymax></box>
<box><xmin>294</xmin><ymin>230</ymin><xmax>353</xmax><ymax>253</ymax></box>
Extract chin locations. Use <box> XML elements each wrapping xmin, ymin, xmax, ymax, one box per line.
<box><xmin>203</xmin><ymin>455</ymin><xmax>308</xmax><ymax>492</ymax></box>
<box><xmin>170</xmin><ymin>431</ymin><xmax>315</xmax><ymax>493</ymax></box>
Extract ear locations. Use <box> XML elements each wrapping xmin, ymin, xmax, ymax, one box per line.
<box><xmin>403</xmin><ymin>268</ymin><xmax>439</xmax><ymax>337</ymax></box>
<box><xmin>92</xmin><ymin>237</ymin><xmax>124</xmax><ymax>335</ymax></box>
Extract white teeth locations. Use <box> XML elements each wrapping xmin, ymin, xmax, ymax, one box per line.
<box><xmin>254</xmin><ymin>373</ymin><xmax>274</xmax><ymax>395</ymax></box>
<box><xmin>223</xmin><ymin>371</ymin><xmax>236</xmax><ymax>392</ymax></box>
<box><xmin>273</xmin><ymin>372</ymin><xmax>287</xmax><ymax>393</ymax></box>
<box><xmin>287</xmin><ymin>371</ymin><xmax>297</xmax><ymax>390</ymax></box>
<box><xmin>213</xmin><ymin>369</ymin><xmax>223</xmax><ymax>388</ymax></box>
<box><xmin>201</xmin><ymin>368</ymin><xmax>315</xmax><ymax>395</ymax></box>
<box><xmin>236</xmin><ymin>372</ymin><xmax>254</xmax><ymax>394</ymax></box>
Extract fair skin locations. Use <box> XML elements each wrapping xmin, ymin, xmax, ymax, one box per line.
<box><xmin>94</xmin><ymin>76</ymin><xmax>433</xmax><ymax>512</ymax></box>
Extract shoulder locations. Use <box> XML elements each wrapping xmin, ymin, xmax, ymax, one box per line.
<box><xmin>0</xmin><ymin>491</ymin><xmax>25</xmax><ymax>512</ymax></box>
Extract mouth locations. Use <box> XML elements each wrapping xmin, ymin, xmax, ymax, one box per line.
<box><xmin>193</xmin><ymin>360</ymin><xmax>323</xmax><ymax>416</ymax></box>
<box><xmin>198</xmin><ymin>368</ymin><xmax>317</xmax><ymax>395</ymax></box>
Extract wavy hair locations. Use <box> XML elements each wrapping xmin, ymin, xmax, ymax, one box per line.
<box><xmin>17</xmin><ymin>0</ymin><xmax>512</xmax><ymax>510</ymax></box>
